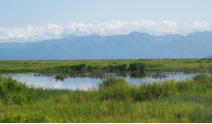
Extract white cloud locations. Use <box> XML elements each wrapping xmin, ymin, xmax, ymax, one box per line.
<box><xmin>0</xmin><ymin>20</ymin><xmax>212</xmax><ymax>42</ymax></box>
<box><xmin>0</xmin><ymin>24</ymin><xmax>64</xmax><ymax>42</ymax></box>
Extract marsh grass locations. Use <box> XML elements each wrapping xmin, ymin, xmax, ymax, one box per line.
<box><xmin>1</xmin><ymin>73</ymin><xmax>212</xmax><ymax>122</ymax></box>
<box><xmin>1</xmin><ymin>59</ymin><xmax>212</xmax><ymax>73</ymax></box>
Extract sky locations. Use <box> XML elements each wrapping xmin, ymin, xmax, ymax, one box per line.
<box><xmin>0</xmin><ymin>0</ymin><xmax>212</xmax><ymax>42</ymax></box>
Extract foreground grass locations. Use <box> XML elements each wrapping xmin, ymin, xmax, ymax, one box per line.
<box><xmin>1</xmin><ymin>58</ymin><xmax>212</xmax><ymax>73</ymax></box>
<box><xmin>0</xmin><ymin>74</ymin><xmax>212</xmax><ymax>122</ymax></box>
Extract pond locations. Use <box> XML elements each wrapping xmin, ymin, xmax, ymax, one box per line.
<box><xmin>3</xmin><ymin>71</ymin><xmax>209</xmax><ymax>90</ymax></box>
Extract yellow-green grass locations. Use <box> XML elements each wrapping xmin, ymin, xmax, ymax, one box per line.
<box><xmin>1</xmin><ymin>58</ymin><xmax>212</xmax><ymax>73</ymax></box>
<box><xmin>0</xmin><ymin>74</ymin><xmax>212</xmax><ymax>122</ymax></box>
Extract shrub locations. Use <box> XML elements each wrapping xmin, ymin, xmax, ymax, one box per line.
<box><xmin>132</xmin><ymin>81</ymin><xmax>178</xmax><ymax>101</ymax></box>
<box><xmin>98</xmin><ymin>75</ymin><xmax>131</xmax><ymax>100</ymax></box>
<box><xmin>87</xmin><ymin>64</ymin><xmax>102</xmax><ymax>71</ymax></box>
<box><xmin>196</xmin><ymin>60</ymin><xmax>202</xmax><ymax>63</ymax></box>
<box><xmin>193</xmin><ymin>74</ymin><xmax>211</xmax><ymax>84</ymax></box>
<box><xmin>98</xmin><ymin>75</ymin><xmax>125</xmax><ymax>88</ymax></box>
<box><xmin>103</xmin><ymin>64</ymin><xmax>118</xmax><ymax>72</ymax></box>
<box><xmin>199</xmin><ymin>64</ymin><xmax>204</xmax><ymax>68</ymax></box>
<box><xmin>128</xmin><ymin>62</ymin><xmax>145</xmax><ymax>71</ymax></box>
<box><xmin>117</xmin><ymin>64</ymin><xmax>128</xmax><ymax>72</ymax></box>
<box><xmin>70</xmin><ymin>64</ymin><xmax>87</xmax><ymax>72</ymax></box>
<box><xmin>0</xmin><ymin>76</ymin><xmax>35</xmax><ymax>105</ymax></box>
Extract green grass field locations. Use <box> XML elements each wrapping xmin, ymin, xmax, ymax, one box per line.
<box><xmin>0</xmin><ymin>59</ymin><xmax>212</xmax><ymax>122</ymax></box>
<box><xmin>1</xmin><ymin>58</ymin><xmax>212</xmax><ymax>73</ymax></box>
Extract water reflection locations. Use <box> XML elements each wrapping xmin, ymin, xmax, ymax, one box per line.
<box><xmin>128</xmin><ymin>72</ymin><xmax>146</xmax><ymax>78</ymax></box>
<box><xmin>3</xmin><ymin>71</ymin><xmax>209</xmax><ymax>90</ymax></box>
<box><xmin>121</xmin><ymin>72</ymin><xmax>197</xmax><ymax>85</ymax></box>
<box><xmin>5</xmin><ymin>73</ymin><xmax>101</xmax><ymax>90</ymax></box>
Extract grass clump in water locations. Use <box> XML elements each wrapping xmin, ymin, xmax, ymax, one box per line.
<box><xmin>55</xmin><ymin>73</ymin><xmax>65</xmax><ymax>80</ymax></box>
<box><xmin>98</xmin><ymin>75</ymin><xmax>126</xmax><ymax>88</ymax></box>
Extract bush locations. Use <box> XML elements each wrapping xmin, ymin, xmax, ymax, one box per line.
<box><xmin>0</xmin><ymin>76</ymin><xmax>35</xmax><ymax>105</ymax></box>
<box><xmin>117</xmin><ymin>64</ymin><xmax>128</xmax><ymax>72</ymax></box>
<box><xmin>103</xmin><ymin>64</ymin><xmax>118</xmax><ymax>72</ymax></box>
<box><xmin>131</xmin><ymin>81</ymin><xmax>178</xmax><ymax>101</ymax></box>
<box><xmin>98</xmin><ymin>75</ymin><xmax>131</xmax><ymax>100</ymax></box>
<box><xmin>50</xmin><ymin>65</ymin><xmax>71</xmax><ymax>73</ymax></box>
<box><xmin>199</xmin><ymin>64</ymin><xmax>204</xmax><ymax>68</ymax></box>
<box><xmin>193</xmin><ymin>74</ymin><xmax>212</xmax><ymax>84</ymax></box>
<box><xmin>70</xmin><ymin>64</ymin><xmax>87</xmax><ymax>72</ymax></box>
<box><xmin>87</xmin><ymin>64</ymin><xmax>102</xmax><ymax>71</ymax></box>
<box><xmin>98</xmin><ymin>75</ymin><xmax>125</xmax><ymax>88</ymax></box>
<box><xmin>128</xmin><ymin>62</ymin><xmax>145</xmax><ymax>71</ymax></box>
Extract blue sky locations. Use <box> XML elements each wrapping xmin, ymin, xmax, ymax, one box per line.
<box><xmin>0</xmin><ymin>0</ymin><xmax>212</xmax><ymax>42</ymax></box>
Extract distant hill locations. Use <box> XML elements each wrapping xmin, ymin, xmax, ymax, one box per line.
<box><xmin>205</xmin><ymin>54</ymin><xmax>212</xmax><ymax>58</ymax></box>
<box><xmin>0</xmin><ymin>31</ymin><xmax>212</xmax><ymax>60</ymax></box>
<box><xmin>149</xmin><ymin>31</ymin><xmax>212</xmax><ymax>58</ymax></box>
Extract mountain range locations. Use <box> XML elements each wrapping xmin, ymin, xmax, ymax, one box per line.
<box><xmin>0</xmin><ymin>31</ymin><xmax>212</xmax><ymax>60</ymax></box>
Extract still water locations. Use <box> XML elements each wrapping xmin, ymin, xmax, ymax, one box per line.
<box><xmin>3</xmin><ymin>71</ymin><xmax>206</xmax><ymax>90</ymax></box>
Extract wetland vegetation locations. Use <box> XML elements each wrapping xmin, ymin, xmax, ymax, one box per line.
<box><xmin>1</xmin><ymin>58</ymin><xmax>212</xmax><ymax>74</ymax></box>
<box><xmin>0</xmin><ymin>58</ymin><xmax>212</xmax><ymax>122</ymax></box>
